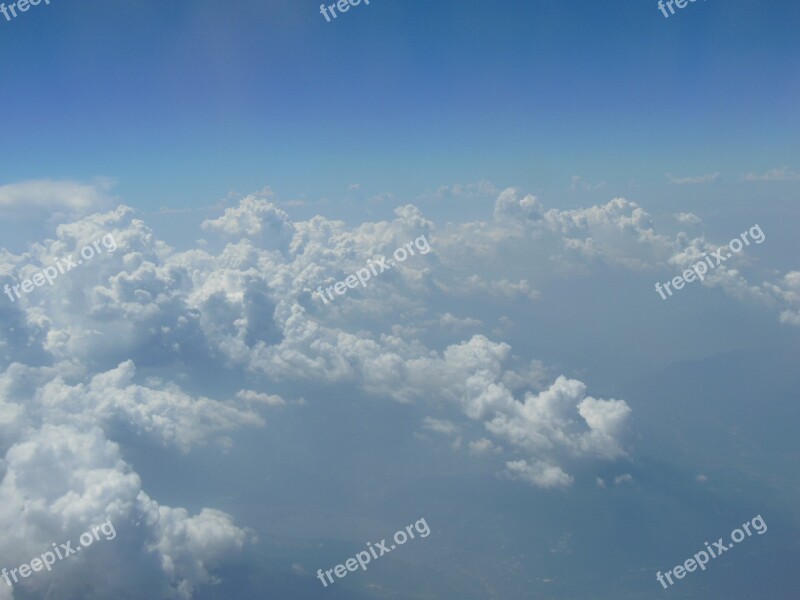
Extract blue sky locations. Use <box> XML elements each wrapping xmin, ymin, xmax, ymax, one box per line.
<box><xmin>0</xmin><ymin>2</ymin><xmax>799</xmax><ymax>599</ymax></box>
<box><xmin>1</xmin><ymin>0</ymin><xmax>799</xmax><ymax>210</ymax></box>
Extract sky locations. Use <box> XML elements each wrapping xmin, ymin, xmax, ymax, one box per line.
<box><xmin>0</xmin><ymin>0</ymin><xmax>799</xmax><ymax>599</ymax></box>
<box><xmin>1</xmin><ymin>0</ymin><xmax>799</xmax><ymax>208</ymax></box>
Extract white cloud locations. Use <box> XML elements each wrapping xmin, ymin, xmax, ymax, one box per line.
<box><xmin>674</xmin><ymin>212</ymin><xmax>702</xmax><ymax>225</ymax></box>
<box><xmin>0</xmin><ymin>359</ymin><xmax>270</xmax><ymax>453</ymax></box>
<box><xmin>0</xmin><ymin>425</ymin><xmax>250</xmax><ymax>600</ymax></box>
<box><xmin>0</xmin><ymin>178</ymin><xmax>115</xmax><ymax>220</ymax></box>
<box><xmin>3</xmin><ymin>178</ymin><xmax>798</xmax><ymax>598</ymax></box>
<box><xmin>468</xmin><ymin>438</ymin><xmax>499</xmax><ymax>455</ymax></box>
<box><xmin>3</xmin><ymin>182</ymin><xmax>796</xmax><ymax>525</ymax></box>
<box><xmin>743</xmin><ymin>166</ymin><xmax>800</xmax><ymax>181</ymax></box>
<box><xmin>422</xmin><ymin>417</ymin><xmax>460</xmax><ymax>435</ymax></box>
<box><xmin>201</xmin><ymin>192</ymin><xmax>294</xmax><ymax>251</ymax></box>
<box><xmin>666</xmin><ymin>172</ymin><xmax>720</xmax><ymax>185</ymax></box>
<box><xmin>504</xmin><ymin>459</ymin><xmax>574</xmax><ymax>489</ymax></box>
<box><xmin>236</xmin><ymin>389</ymin><xmax>287</xmax><ymax>407</ymax></box>
<box><xmin>569</xmin><ymin>175</ymin><xmax>606</xmax><ymax>191</ymax></box>
<box><xmin>420</xmin><ymin>180</ymin><xmax>498</xmax><ymax>201</ymax></box>
<box><xmin>436</xmin><ymin>312</ymin><xmax>483</xmax><ymax>330</ymax></box>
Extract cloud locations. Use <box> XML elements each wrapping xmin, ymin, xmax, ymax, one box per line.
<box><xmin>666</xmin><ymin>172</ymin><xmax>721</xmax><ymax>185</ymax></box>
<box><xmin>201</xmin><ymin>192</ymin><xmax>294</xmax><ymax>251</ymax></box>
<box><xmin>436</xmin><ymin>275</ymin><xmax>540</xmax><ymax>301</ymax></box>
<box><xmin>674</xmin><ymin>212</ymin><xmax>702</xmax><ymax>225</ymax></box>
<box><xmin>569</xmin><ymin>175</ymin><xmax>606</xmax><ymax>191</ymax></box>
<box><xmin>235</xmin><ymin>389</ymin><xmax>287</xmax><ymax>407</ymax></box>
<box><xmin>3</xmin><ymin>182</ymin><xmax>796</xmax><ymax>527</ymax></box>
<box><xmin>765</xmin><ymin>271</ymin><xmax>800</xmax><ymax>325</ymax></box>
<box><xmin>483</xmin><ymin>375</ymin><xmax>631</xmax><ymax>462</ymax></box>
<box><xmin>504</xmin><ymin>459</ymin><xmax>574</xmax><ymax>489</ymax></box>
<box><xmin>420</xmin><ymin>180</ymin><xmax>498</xmax><ymax>201</ymax></box>
<box><xmin>468</xmin><ymin>438</ymin><xmax>499</xmax><ymax>456</ymax></box>
<box><xmin>436</xmin><ymin>312</ymin><xmax>483</xmax><ymax>331</ymax></box>
<box><xmin>0</xmin><ymin>425</ymin><xmax>250</xmax><ymax>600</ymax></box>
<box><xmin>0</xmin><ymin>178</ymin><xmax>115</xmax><ymax>220</ymax></box>
<box><xmin>743</xmin><ymin>167</ymin><xmax>800</xmax><ymax>181</ymax></box>
<box><xmin>422</xmin><ymin>417</ymin><xmax>460</xmax><ymax>435</ymax></box>
<box><xmin>0</xmin><ymin>358</ymin><xmax>275</xmax><ymax>453</ymax></box>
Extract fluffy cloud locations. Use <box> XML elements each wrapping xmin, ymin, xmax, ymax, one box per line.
<box><xmin>505</xmin><ymin>459</ymin><xmax>574</xmax><ymax>488</ymax></box>
<box><xmin>765</xmin><ymin>271</ymin><xmax>800</xmax><ymax>325</ymax></box>
<box><xmin>201</xmin><ymin>192</ymin><xmax>294</xmax><ymax>251</ymax></box>
<box><xmin>235</xmin><ymin>389</ymin><xmax>287</xmax><ymax>407</ymax></box>
<box><xmin>0</xmin><ymin>426</ymin><xmax>250</xmax><ymax>600</ymax></box>
<box><xmin>674</xmin><ymin>212</ymin><xmax>702</xmax><ymax>225</ymax></box>
<box><xmin>1</xmin><ymin>181</ymin><xmax>797</xmax><ymax>596</ymax></box>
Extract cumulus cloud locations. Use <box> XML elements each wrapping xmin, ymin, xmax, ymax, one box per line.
<box><xmin>201</xmin><ymin>192</ymin><xmax>294</xmax><ymax>251</ymax></box>
<box><xmin>483</xmin><ymin>375</ymin><xmax>631</xmax><ymax>466</ymax></box>
<box><xmin>765</xmin><ymin>271</ymin><xmax>800</xmax><ymax>325</ymax></box>
<box><xmin>674</xmin><ymin>212</ymin><xmax>702</xmax><ymax>225</ymax></box>
<box><xmin>29</xmin><ymin>361</ymin><xmax>268</xmax><ymax>453</ymax></box>
<box><xmin>505</xmin><ymin>459</ymin><xmax>574</xmax><ymax>488</ymax></box>
<box><xmin>1</xmin><ymin>189</ymin><xmax>647</xmax><ymax>491</ymax></box>
<box><xmin>2</xmin><ymin>179</ymin><xmax>796</xmax><ymax>600</ymax></box>
<box><xmin>0</xmin><ymin>425</ymin><xmax>250</xmax><ymax>600</ymax></box>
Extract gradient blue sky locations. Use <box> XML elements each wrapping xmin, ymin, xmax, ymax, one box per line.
<box><xmin>1</xmin><ymin>0</ymin><xmax>799</xmax><ymax>211</ymax></box>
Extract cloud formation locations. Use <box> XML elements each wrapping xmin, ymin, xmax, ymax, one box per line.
<box><xmin>0</xmin><ymin>179</ymin><xmax>114</xmax><ymax>221</ymax></box>
<box><xmin>666</xmin><ymin>172</ymin><xmax>721</xmax><ymax>184</ymax></box>
<box><xmin>743</xmin><ymin>166</ymin><xmax>800</xmax><ymax>181</ymax></box>
<box><xmin>1</xmin><ymin>181</ymin><xmax>796</xmax><ymax>594</ymax></box>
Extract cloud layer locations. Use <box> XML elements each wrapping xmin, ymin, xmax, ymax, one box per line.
<box><xmin>0</xmin><ymin>184</ymin><xmax>795</xmax><ymax>596</ymax></box>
